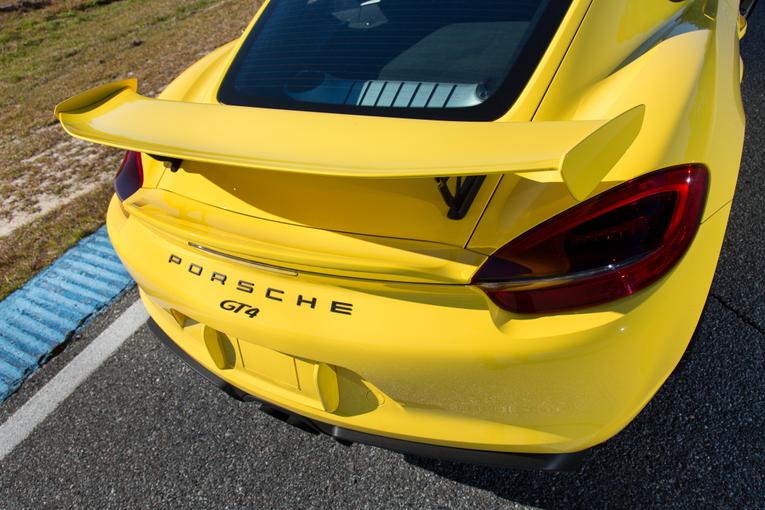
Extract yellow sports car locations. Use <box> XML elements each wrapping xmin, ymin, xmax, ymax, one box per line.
<box><xmin>55</xmin><ymin>0</ymin><xmax>755</xmax><ymax>470</ymax></box>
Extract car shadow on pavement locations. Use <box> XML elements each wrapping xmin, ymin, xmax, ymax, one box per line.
<box><xmin>403</xmin><ymin>298</ymin><xmax>764</xmax><ymax>509</ymax></box>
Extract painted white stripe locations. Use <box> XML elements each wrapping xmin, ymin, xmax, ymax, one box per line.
<box><xmin>0</xmin><ymin>300</ymin><xmax>148</xmax><ymax>460</ymax></box>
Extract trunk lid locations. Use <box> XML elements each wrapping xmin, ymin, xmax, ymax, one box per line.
<box><xmin>156</xmin><ymin>162</ymin><xmax>502</xmax><ymax>248</ymax></box>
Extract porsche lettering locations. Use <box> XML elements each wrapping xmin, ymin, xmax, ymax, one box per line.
<box><xmin>168</xmin><ymin>254</ymin><xmax>354</xmax><ymax>316</ymax></box>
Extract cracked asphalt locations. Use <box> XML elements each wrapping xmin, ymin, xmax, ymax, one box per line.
<box><xmin>0</xmin><ymin>9</ymin><xmax>764</xmax><ymax>510</ymax></box>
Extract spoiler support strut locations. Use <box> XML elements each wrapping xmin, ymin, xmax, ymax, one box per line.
<box><xmin>436</xmin><ymin>176</ymin><xmax>487</xmax><ymax>220</ymax></box>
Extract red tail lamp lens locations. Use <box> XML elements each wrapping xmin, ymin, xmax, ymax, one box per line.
<box><xmin>114</xmin><ymin>151</ymin><xmax>144</xmax><ymax>201</ymax></box>
<box><xmin>473</xmin><ymin>165</ymin><xmax>709</xmax><ymax>314</ymax></box>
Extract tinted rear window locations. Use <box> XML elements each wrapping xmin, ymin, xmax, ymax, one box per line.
<box><xmin>218</xmin><ymin>0</ymin><xmax>572</xmax><ymax>121</ymax></box>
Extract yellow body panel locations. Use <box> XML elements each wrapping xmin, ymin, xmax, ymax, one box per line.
<box><xmin>108</xmin><ymin>196</ymin><xmax>731</xmax><ymax>453</ymax></box>
<box><xmin>471</xmin><ymin>0</ymin><xmax>745</xmax><ymax>253</ymax></box>
<box><xmin>57</xmin><ymin>0</ymin><xmax>747</xmax><ymax>456</ymax></box>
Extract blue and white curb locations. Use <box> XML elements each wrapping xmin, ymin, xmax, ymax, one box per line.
<box><xmin>0</xmin><ymin>226</ymin><xmax>134</xmax><ymax>402</ymax></box>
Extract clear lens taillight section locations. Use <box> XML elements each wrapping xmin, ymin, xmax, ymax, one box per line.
<box><xmin>114</xmin><ymin>151</ymin><xmax>143</xmax><ymax>201</ymax></box>
<box><xmin>472</xmin><ymin>165</ymin><xmax>709</xmax><ymax>314</ymax></box>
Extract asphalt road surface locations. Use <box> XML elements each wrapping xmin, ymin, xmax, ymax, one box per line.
<box><xmin>2</xmin><ymin>11</ymin><xmax>765</xmax><ymax>510</ymax></box>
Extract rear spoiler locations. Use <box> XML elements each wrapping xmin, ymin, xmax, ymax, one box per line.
<box><xmin>55</xmin><ymin>79</ymin><xmax>645</xmax><ymax>201</ymax></box>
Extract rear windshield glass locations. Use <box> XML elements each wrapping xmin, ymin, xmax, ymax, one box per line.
<box><xmin>218</xmin><ymin>0</ymin><xmax>572</xmax><ymax>121</ymax></box>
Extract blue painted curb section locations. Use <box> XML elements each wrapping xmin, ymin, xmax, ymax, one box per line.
<box><xmin>0</xmin><ymin>226</ymin><xmax>134</xmax><ymax>402</ymax></box>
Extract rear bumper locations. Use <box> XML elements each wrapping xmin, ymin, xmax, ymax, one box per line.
<box><xmin>148</xmin><ymin>318</ymin><xmax>587</xmax><ymax>471</ymax></box>
<box><xmin>108</xmin><ymin>194</ymin><xmax>732</xmax><ymax>458</ymax></box>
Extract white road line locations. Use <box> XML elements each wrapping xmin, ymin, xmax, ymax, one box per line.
<box><xmin>0</xmin><ymin>300</ymin><xmax>148</xmax><ymax>461</ymax></box>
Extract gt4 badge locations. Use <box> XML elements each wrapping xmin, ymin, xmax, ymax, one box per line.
<box><xmin>220</xmin><ymin>300</ymin><xmax>260</xmax><ymax>319</ymax></box>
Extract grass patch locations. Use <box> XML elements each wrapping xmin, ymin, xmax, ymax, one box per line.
<box><xmin>0</xmin><ymin>182</ymin><xmax>114</xmax><ymax>300</ymax></box>
<box><xmin>0</xmin><ymin>0</ymin><xmax>262</xmax><ymax>298</ymax></box>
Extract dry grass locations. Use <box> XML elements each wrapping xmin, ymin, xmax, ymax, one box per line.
<box><xmin>0</xmin><ymin>0</ymin><xmax>262</xmax><ymax>299</ymax></box>
<box><xmin>0</xmin><ymin>182</ymin><xmax>113</xmax><ymax>298</ymax></box>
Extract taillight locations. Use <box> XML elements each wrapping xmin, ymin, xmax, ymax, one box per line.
<box><xmin>114</xmin><ymin>151</ymin><xmax>144</xmax><ymax>201</ymax></box>
<box><xmin>472</xmin><ymin>165</ymin><xmax>709</xmax><ymax>314</ymax></box>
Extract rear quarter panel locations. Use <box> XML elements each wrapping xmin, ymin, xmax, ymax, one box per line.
<box><xmin>469</xmin><ymin>0</ymin><xmax>745</xmax><ymax>254</ymax></box>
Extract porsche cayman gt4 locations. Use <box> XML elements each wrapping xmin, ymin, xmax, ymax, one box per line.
<box><xmin>56</xmin><ymin>0</ymin><xmax>756</xmax><ymax>470</ymax></box>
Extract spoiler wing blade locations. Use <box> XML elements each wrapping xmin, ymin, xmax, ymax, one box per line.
<box><xmin>55</xmin><ymin>80</ymin><xmax>644</xmax><ymax>199</ymax></box>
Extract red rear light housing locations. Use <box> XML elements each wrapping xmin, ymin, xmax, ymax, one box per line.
<box><xmin>473</xmin><ymin>164</ymin><xmax>709</xmax><ymax>314</ymax></box>
<box><xmin>114</xmin><ymin>151</ymin><xmax>144</xmax><ymax>201</ymax></box>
